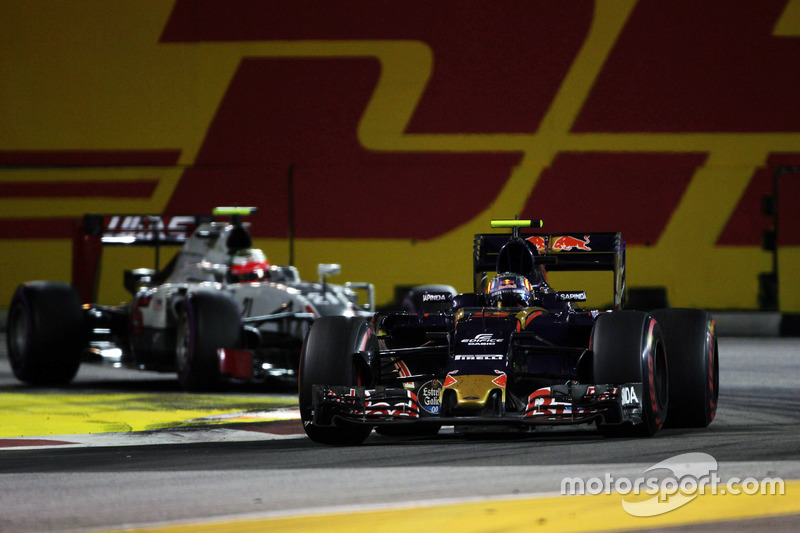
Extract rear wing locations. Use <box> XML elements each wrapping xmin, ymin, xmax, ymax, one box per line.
<box><xmin>72</xmin><ymin>213</ymin><xmax>213</xmax><ymax>303</ymax></box>
<box><xmin>473</xmin><ymin>222</ymin><xmax>626</xmax><ymax>309</ymax></box>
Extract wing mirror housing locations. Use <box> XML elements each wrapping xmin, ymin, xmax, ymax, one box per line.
<box><xmin>318</xmin><ymin>263</ymin><xmax>341</xmax><ymax>283</ymax></box>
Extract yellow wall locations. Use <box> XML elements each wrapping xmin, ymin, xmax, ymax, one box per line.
<box><xmin>2</xmin><ymin>1</ymin><xmax>799</xmax><ymax>311</ymax></box>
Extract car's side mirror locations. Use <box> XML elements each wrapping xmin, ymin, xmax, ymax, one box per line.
<box><xmin>124</xmin><ymin>268</ymin><xmax>157</xmax><ymax>295</ymax></box>
<box><xmin>318</xmin><ymin>263</ymin><xmax>341</xmax><ymax>283</ymax></box>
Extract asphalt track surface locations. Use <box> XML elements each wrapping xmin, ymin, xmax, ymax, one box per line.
<box><xmin>1</xmin><ymin>334</ymin><xmax>799</xmax><ymax>532</ymax></box>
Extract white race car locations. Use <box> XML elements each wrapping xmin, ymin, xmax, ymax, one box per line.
<box><xmin>6</xmin><ymin>207</ymin><xmax>374</xmax><ymax>390</ymax></box>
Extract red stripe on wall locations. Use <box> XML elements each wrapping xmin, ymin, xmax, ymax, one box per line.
<box><xmin>0</xmin><ymin>218</ymin><xmax>75</xmax><ymax>239</ymax></box>
<box><xmin>0</xmin><ymin>150</ymin><xmax>178</xmax><ymax>239</ymax></box>
<box><xmin>0</xmin><ymin>150</ymin><xmax>181</xmax><ymax>167</ymax></box>
<box><xmin>0</xmin><ymin>180</ymin><xmax>158</xmax><ymax>198</ymax></box>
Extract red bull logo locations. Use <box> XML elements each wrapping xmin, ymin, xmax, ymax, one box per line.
<box><xmin>526</xmin><ymin>235</ymin><xmax>592</xmax><ymax>252</ymax></box>
<box><xmin>551</xmin><ymin>235</ymin><xmax>592</xmax><ymax>252</ymax></box>
<box><xmin>527</xmin><ymin>236</ymin><xmax>547</xmax><ymax>253</ymax></box>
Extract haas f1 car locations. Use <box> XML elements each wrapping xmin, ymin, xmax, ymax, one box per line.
<box><xmin>300</xmin><ymin>219</ymin><xmax>718</xmax><ymax>444</ymax></box>
<box><xmin>7</xmin><ymin>208</ymin><xmax>374</xmax><ymax>391</ymax></box>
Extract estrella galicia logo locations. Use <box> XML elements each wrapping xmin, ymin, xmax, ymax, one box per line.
<box><xmin>418</xmin><ymin>380</ymin><xmax>442</xmax><ymax>414</ymax></box>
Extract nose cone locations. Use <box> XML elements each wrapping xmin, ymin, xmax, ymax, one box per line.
<box><xmin>442</xmin><ymin>373</ymin><xmax>507</xmax><ymax>410</ymax></box>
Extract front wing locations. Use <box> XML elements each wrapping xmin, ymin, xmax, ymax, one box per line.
<box><xmin>311</xmin><ymin>383</ymin><xmax>647</xmax><ymax>428</ymax></box>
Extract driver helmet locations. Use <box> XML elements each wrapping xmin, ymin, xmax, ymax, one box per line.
<box><xmin>487</xmin><ymin>272</ymin><xmax>533</xmax><ymax>308</ymax></box>
<box><xmin>230</xmin><ymin>248</ymin><xmax>270</xmax><ymax>282</ymax></box>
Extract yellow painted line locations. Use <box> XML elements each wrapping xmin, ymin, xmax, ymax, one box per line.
<box><xmin>97</xmin><ymin>481</ymin><xmax>800</xmax><ymax>533</ymax></box>
<box><xmin>0</xmin><ymin>393</ymin><xmax>296</xmax><ymax>438</ymax></box>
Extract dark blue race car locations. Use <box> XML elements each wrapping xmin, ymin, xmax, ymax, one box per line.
<box><xmin>299</xmin><ymin>219</ymin><xmax>719</xmax><ymax>445</ymax></box>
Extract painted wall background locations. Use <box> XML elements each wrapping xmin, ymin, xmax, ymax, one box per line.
<box><xmin>2</xmin><ymin>0</ymin><xmax>799</xmax><ymax>310</ymax></box>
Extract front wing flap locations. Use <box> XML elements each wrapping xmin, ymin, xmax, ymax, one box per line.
<box><xmin>312</xmin><ymin>385</ymin><xmax>421</xmax><ymax>426</ymax></box>
<box><xmin>524</xmin><ymin>383</ymin><xmax>643</xmax><ymax>425</ymax></box>
<box><xmin>311</xmin><ymin>383</ymin><xmax>645</xmax><ymax>428</ymax></box>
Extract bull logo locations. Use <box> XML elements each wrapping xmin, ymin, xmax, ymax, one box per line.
<box><xmin>551</xmin><ymin>235</ymin><xmax>592</xmax><ymax>252</ymax></box>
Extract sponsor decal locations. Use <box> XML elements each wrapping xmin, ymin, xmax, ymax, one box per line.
<box><xmin>551</xmin><ymin>235</ymin><xmax>592</xmax><ymax>251</ymax></box>
<box><xmin>556</xmin><ymin>291</ymin><xmax>587</xmax><ymax>302</ymax></box>
<box><xmin>101</xmin><ymin>215</ymin><xmax>198</xmax><ymax>243</ymax></box>
<box><xmin>526</xmin><ymin>236</ymin><xmax>547</xmax><ymax>253</ymax></box>
<box><xmin>422</xmin><ymin>293</ymin><xmax>448</xmax><ymax>302</ymax></box>
<box><xmin>453</xmin><ymin>354</ymin><xmax>504</xmax><ymax>361</ymax></box>
<box><xmin>460</xmin><ymin>333</ymin><xmax>502</xmax><ymax>346</ymax></box>
<box><xmin>417</xmin><ymin>380</ymin><xmax>442</xmax><ymax>414</ymax></box>
<box><xmin>621</xmin><ymin>385</ymin><xmax>640</xmax><ymax>406</ymax></box>
<box><xmin>525</xmin><ymin>235</ymin><xmax>593</xmax><ymax>252</ymax></box>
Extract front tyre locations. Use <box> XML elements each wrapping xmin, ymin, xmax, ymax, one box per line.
<box><xmin>650</xmin><ymin>309</ymin><xmax>718</xmax><ymax>428</ymax></box>
<box><xmin>592</xmin><ymin>311</ymin><xmax>668</xmax><ymax>437</ymax></box>
<box><xmin>176</xmin><ymin>291</ymin><xmax>241</xmax><ymax>391</ymax></box>
<box><xmin>299</xmin><ymin>316</ymin><xmax>375</xmax><ymax>445</ymax></box>
<box><xmin>6</xmin><ymin>282</ymin><xmax>85</xmax><ymax>385</ymax></box>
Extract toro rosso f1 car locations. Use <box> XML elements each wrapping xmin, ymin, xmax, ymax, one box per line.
<box><xmin>7</xmin><ymin>207</ymin><xmax>374</xmax><ymax>391</ymax></box>
<box><xmin>299</xmin><ymin>219</ymin><xmax>718</xmax><ymax>445</ymax></box>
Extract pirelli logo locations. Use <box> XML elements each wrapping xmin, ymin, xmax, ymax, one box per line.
<box><xmin>453</xmin><ymin>354</ymin><xmax>504</xmax><ymax>361</ymax></box>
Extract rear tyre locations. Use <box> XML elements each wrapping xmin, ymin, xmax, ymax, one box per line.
<box><xmin>592</xmin><ymin>311</ymin><xmax>668</xmax><ymax>437</ymax></box>
<box><xmin>650</xmin><ymin>309</ymin><xmax>718</xmax><ymax>428</ymax></box>
<box><xmin>176</xmin><ymin>291</ymin><xmax>241</xmax><ymax>391</ymax></box>
<box><xmin>299</xmin><ymin>316</ymin><xmax>375</xmax><ymax>445</ymax></box>
<box><xmin>6</xmin><ymin>282</ymin><xmax>85</xmax><ymax>385</ymax></box>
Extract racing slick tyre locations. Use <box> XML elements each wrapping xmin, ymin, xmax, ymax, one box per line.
<box><xmin>176</xmin><ymin>291</ymin><xmax>241</xmax><ymax>392</ymax></box>
<box><xmin>592</xmin><ymin>311</ymin><xmax>668</xmax><ymax>437</ymax></box>
<box><xmin>6</xmin><ymin>282</ymin><xmax>85</xmax><ymax>385</ymax></box>
<box><xmin>650</xmin><ymin>309</ymin><xmax>718</xmax><ymax>428</ymax></box>
<box><xmin>299</xmin><ymin>316</ymin><xmax>376</xmax><ymax>446</ymax></box>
